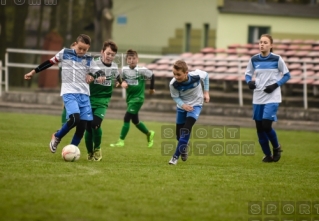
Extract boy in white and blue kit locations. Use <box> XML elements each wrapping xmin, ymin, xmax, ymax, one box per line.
<box><xmin>168</xmin><ymin>60</ymin><xmax>210</xmax><ymax>165</ymax></box>
<box><xmin>245</xmin><ymin>34</ymin><xmax>290</xmax><ymax>163</ymax></box>
<box><xmin>24</xmin><ymin>34</ymin><xmax>94</xmax><ymax>153</ymax></box>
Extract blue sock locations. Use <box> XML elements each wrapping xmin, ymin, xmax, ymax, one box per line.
<box><xmin>257</xmin><ymin>132</ymin><xmax>271</xmax><ymax>156</ymax></box>
<box><xmin>173</xmin><ymin>133</ymin><xmax>190</xmax><ymax>158</ymax></box>
<box><xmin>71</xmin><ymin>133</ymin><xmax>82</xmax><ymax>146</ymax></box>
<box><xmin>265</xmin><ymin>129</ymin><xmax>279</xmax><ymax>149</ymax></box>
<box><xmin>55</xmin><ymin>123</ymin><xmax>70</xmax><ymax>139</ymax></box>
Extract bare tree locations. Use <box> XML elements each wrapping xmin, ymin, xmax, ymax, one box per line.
<box><xmin>94</xmin><ymin>0</ymin><xmax>114</xmax><ymax>51</ymax></box>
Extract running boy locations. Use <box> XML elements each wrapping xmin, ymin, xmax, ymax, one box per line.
<box><xmin>85</xmin><ymin>40</ymin><xmax>121</xmax><ymax>161</ymax></box>
<box><xmin>24</xmin><ymin>34</ymin><xmax>94</xmax><ymax>153</ymax></box>
<box><xmin>245</xmin><ymin>34</ymin><xmax>290</xmax><ymax>163</ymax></box>
<box><xmin>168</xmin><ymin>60</ymin><xmax>210</xmax><ymax>165</ymax></box>
<box><xmin>110</xmin><ymin>49</ymin><xmax>155</xmax><ymax>148</ymax></box>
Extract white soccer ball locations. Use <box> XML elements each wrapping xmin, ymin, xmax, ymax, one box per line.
<box><xmin>61</xmin><ymin>144</ymin><xmax>81</xmax><ymax>162</ymax></box>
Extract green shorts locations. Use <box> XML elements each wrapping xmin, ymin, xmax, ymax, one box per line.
<box><xmin>91</xmin><ymin>98</ymin><xmax>110</xmax><ymax>119</ymax></box>
<box><xmin>92</xmin><ymin>107</ymin><xmax>108</xmax><ymax>120</ymax></box>
<box><xmin>127</xmin><ymin>102</ymin><xmax>143</xmax><ymax>114</ymax></box>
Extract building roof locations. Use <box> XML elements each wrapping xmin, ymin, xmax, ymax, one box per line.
<box><xmin>218</xmin><ymin>0</ymin><xmax>319</xmax><ymax>18</ymax></box>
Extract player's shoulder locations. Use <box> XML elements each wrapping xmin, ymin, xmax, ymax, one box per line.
<box><xmin>111</xmin><ymin>62</ymin><xmax>118</xmax><ymax>68</ymax></box>
<box><xmin>169</xmin><ymin>78</ymin><xmax>176</xmax><ymax>85</ymax></box>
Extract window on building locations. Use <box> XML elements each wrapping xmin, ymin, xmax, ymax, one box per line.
<box><xmin>248</xmin><ymin>26</ymin><xmax>270</xmax><ymax>43</ymax></box>
<box><xmin>203</xmin><ymin>23</ymin><xmax>209</xmax><ymax>48</ymax></box>
<box><xmin>185</xmin><ymin>23</ymin><xmax>191</xmax><ymax>52</ymax></box>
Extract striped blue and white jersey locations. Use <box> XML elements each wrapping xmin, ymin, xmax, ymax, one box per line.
<box><xmin>169</xmin><ymin>69</ymin><xmax>208</xmax><ymax>109</ymax></box>
<box><xmin>245</xmin><ymin>53</ymin><xmax>289</xmax><ymax>104</ymax></box>
<box><xmin>50</xmin><ymin>48</ymin><xmax>92</xmax><ymax>96</ymax></box>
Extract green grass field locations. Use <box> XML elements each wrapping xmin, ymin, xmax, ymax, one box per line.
<box><xmin>0</xmin><ymin>112</ymin><xmax>318</xmax><ymax>221</ymax></box>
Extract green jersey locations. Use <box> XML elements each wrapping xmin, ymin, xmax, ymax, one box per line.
<box><xmin>89</xmin><ymin>57</ymin><xmax>119</xmax><ymax>108</ymax></box>
<box><xmin>122</xmin><ymin>65</ymin><xmax>153</xmax><ymax>104</ymax></box>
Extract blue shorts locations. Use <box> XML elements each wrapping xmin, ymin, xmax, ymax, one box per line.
<box><xmin>253</xmin><ymin>103</ymin><xmax>279</xmax><ymax>121</ymax></box>
<box><xmin>176</xmin><ymin>105</ymin><xmax>202</xmax><ymax>124</ymax></box>
<box><xmin>63</xmin><ymin>93</ymin><xmax>93</xmax><ymax>121</ymax></box>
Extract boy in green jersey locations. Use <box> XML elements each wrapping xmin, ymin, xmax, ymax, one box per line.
<box><xmin>86</xmin><ymin>40</ymin><xmax>121</xmax><ymax>161</ymax></box>
<box><xmin>110</xmin><ymin>49</ymin><xmax>155</xmax><ymax>148</ymax></box>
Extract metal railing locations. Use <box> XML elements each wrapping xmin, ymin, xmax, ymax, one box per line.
<box><xmin>2</xmin><ymin>48</ymin><xmax>319</xmax><ymax>109</ymax></box>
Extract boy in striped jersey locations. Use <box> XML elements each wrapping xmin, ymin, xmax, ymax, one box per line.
<box><xmin>85</xmin><ymin>40</ymin><xmax>121</xmax><ymax>161</ymax></box>
<box><xmin>168</xmin><ymin>60</ymin><xmax>210</xmax><ymax>165</ymax></box>
<box><xmin>110</xmin><ymin>49</ymin><xmax>155</xmax><ymax>148</ymax></box>
<box><xmin>245</xmin><ymin>34</ymin><xmax>290</xmax><ymax>163</ymax></box>
<box><xmin>24</xmin><ymin>34</ymin><xmax>94</xmax><ymax>153</ymax></box>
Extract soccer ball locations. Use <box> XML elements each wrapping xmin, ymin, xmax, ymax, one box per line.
<box><xmin>61</xmin><ymin>144</ymin><xmax>81</xmax><ymax>162</ymax></box>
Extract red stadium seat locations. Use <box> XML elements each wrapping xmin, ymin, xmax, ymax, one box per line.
<box><xmin>287</xmin><ymin>77</ymin><xmax>302</xmax><ymax>84</ymax></box>
<box><xmin>156</xmin><ymin>59</ymin><xmax>171</xmax><ymax>65</ymax></box>
<box><xmin>290</xmin><ymin>70</ymin><xmax>302</xmax><ymax>76</ymax></box>
<box><xmin>203</xmin><ymin>66</ymin><xmax>215</xmax><ymax>73</ymax></box>
<box><xmin>214</xmin><ymin>66</ymin><xmax>227</xmax><ymax>73</ymax></box>
<box><xmin>200</xmin><ymin>47</ymin><xmax>215</xmax><ymax>54</ymax></box>
<box><xmin>204</xmin><ymin>60</ymin><xmax>215</xmax><ymax>67</ymax></box>
<box><xmin>288</xmin><ymin>63</ymin><xmax>301</xmax><ymax>70</ymax></box>
<box><xmin>285</xmin><ymin>50</ymin><xmax>297</xmax><ymax>57</ymax></box>
<box><xmin>300</xmin><ymin>45</ymin><xmax>312</xmax><ymax>51</ymax></box>
<box><xmin>288</xmin><ymin>45</ymin><xmax>300</xmax><ymax>50</ymax></box>
<box><xmin>202</xmin><ymin>53</ymin><xmax>215</xmax><ymax>60</ymax></box>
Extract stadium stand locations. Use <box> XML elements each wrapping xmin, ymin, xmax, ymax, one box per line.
<box><xmin>145</xmin><ymin>38</ymin><xmax>319</xmax><ymax>108</ymax></box>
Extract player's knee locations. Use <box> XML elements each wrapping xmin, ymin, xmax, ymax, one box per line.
<box><xmin>124</xmin><ymin>112</ymin><xmax>132</xmax><ymax>123</ymax></box>
<box><xmin>67</xmin><ymin>113</ymin><xmax>81</xmax><ymax>129</ymax></box>
<box><xmin>91</xmin><ymin>117</ymin><xmax>102</xmax><ymax>129</ymax></box>
<box><xmin>132</xmin><ymin>116</ymin><xmax>139</xmax><ymax>125</ymax></box>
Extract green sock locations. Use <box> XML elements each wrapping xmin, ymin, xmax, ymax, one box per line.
<box><xmin>84</xmin><ymin>130</ymin><xmax>94</xmax><ymax>154</ymax></box>
<box><xmin>61</xmin><ymin>108</ymin><xmax>67</xmax><ymax>126</ymax></box>
<box><xmin>120</xmin><ymin>122</ymin><xmax>130</xmax><ymax>140</ymax></box>
<box><xmin>93</xmin><ymin>127</ymin><xmax>102</xmax><ymax>150</ymax></box>
<box><xmin>135</xmin><ymin>122</ymin><xmax>149</xmax><ymax>135</ymax></box>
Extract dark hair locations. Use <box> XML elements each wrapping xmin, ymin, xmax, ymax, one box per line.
<box><xmin>126</xmin><ymin>49</ymin><xmax>138</xmax><ymax>59</ymax></box>
<box><xmin>260</xmin><ymin>34</ymin><xmax>273</xmax><ymax>52</ymax></box>
<box><xmin>102</xmin><ymin>40</ymin><xmax>118</xmax><ymax>53</ymax></box>
<box><xmin>76</xmin><ymin>34</ymin><xmax>91</xmax><ymax>45</ymax></box>
<box><xmin>173</xmin><ymin>60</ymin><xmax>188</xmax><ymax>73</ymax></box>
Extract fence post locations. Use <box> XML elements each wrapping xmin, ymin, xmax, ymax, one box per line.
<box><xmin>5</xmin><ymin>52</ymin><xmax>8</xmax><ymax>92</ymax></box>
<box><xmin>303</xmin><ymin>61</ymin><xmax>308</xmax><ymax>110</ymax></box>
<box><xmin>121</xmin><ymin>53</ymin><xmax>126</xmax><ymax>99</ymax></box>
<box><xmin>0</xmin><ymin>60</ymin><xmax>2</xmax><ymax>97</ymax></box>
<box><xmin>238</xmin><ymin>61</ymin><xmax>243</xmax><ymax>106</ymax></box>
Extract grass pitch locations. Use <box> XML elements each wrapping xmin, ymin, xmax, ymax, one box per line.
<box><xmin>0</xmin><ymin>112</ymin><xmax>318</xmax><ymax>221</ymax></box>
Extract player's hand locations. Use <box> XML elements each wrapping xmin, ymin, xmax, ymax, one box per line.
<box><xmin>248</xmin><ymin>81</ymin><xmax>256</xmax><ymax>90</ymax></box>
<box><xmin>182</xmin><ymin>104</ymin><xmax>194</xmax><ymax>112</ymax></box>
<box><xmin>264</xmin><ymin>83</ymin><xmax>278</xmax><ymax>93</ymax></box>
<box><xmin>149</xmin><ymin>89</ymin><xmax>155</xmax><ymax>95</ymax></box>
<box><xmin>121</xmin><ymin>81</ymin><xmax>128</xmax><ymax>89</ymax></box>
<box><xmin>96</xmin><ymin>76</ymin><xmax>106</xmax><ymax>84</ymax></box>
<box><xmin>86</xmin><ymin>74</ymin><xmax>94</xmax><ymax>84</ymax></box>
<box><xmin>115</xmin><ymin>82</ymin><xmax>120</xmax><ymax>87</ymax></box>
<box><xmin>24</xmin><ymin>70</ymin><xmax>35</xmax><ymax>80</ymax></box>
<box><xmin>204</xmin><ymin>91</ymin><xmax>210</xmax><ymax>103</ymax></box>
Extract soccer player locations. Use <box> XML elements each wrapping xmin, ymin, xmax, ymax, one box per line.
<box><xmin>24</xmin><ymin>34</ymin><xmax>94</xmax><ymax>153</ymax></box>
<box><xmin>61</xmin><ymin>43</ymin><xmax>76</xmax><ymax>126</ymax></box>
<box><xmin>168</xmin><ymin>60</ymin><xmax>210</xmax><ymax>165</ymax></box>
<box><xmin>110</xmin><ymin>49</ymin><xmax>155</xmax><ymax>148</ymax></box>
<box><xmin>85</xmin><ymin>40</ymin><xmax>121</xmax><ymax>161</ymax></box>
<box><xmin>245</xmin><ymin>34</ymin><xmax>291</xmax><ymax>163</ymax></box>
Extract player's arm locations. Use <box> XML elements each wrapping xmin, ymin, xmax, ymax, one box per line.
<box><xmin>245</xmin><ymin>60</ymin><xmax>256</xmax><ymax>90</ymax></box>
<box><xmin>264</xmin><ymin>57</ymin><xmax>291</xmax><ymax>93</ymax></box>
<box><xmin>24</xmin><ymin>49</ymin><xmax>62</xmax><ymax>80</ymax></box>
<box><xmin>149</xmin><ymin>72</ymin><xmax>155</xmax><ymax>95</ymax></box>
<box><xmin>203</xmin><ymin>72</ymin><xmax>210</xmax><ymax>103</ymax></box>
